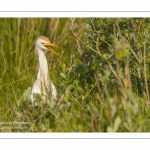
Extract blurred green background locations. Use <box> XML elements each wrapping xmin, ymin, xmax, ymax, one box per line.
<box><xmin>0</xmin><ymin>18</ymin><xmax>150</xmax><ymax>132</ymax></box>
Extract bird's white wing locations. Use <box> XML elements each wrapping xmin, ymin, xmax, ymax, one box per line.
<box><xmin>30</xmin><ymin>82</ymin><xmax>41</xmax><ymax>102</ymax></box>
<box><xmin>51</xmin><ymin>81</ymin><xmax>57</xmax><ymax>99</ymax></box>
<box><xmin>30</xmin><ymin>70</ymin><xmax>41</xmax><ymax>102</ymax></box>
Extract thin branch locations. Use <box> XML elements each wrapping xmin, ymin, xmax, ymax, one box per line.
<box><xmin>70</xmin><ymin>18</ymin><xmax>83</xmax><ymax>56</ymax></box>
<box><xmin>0</xmin><ymin>76</ymin><xmax>28</xmax><ymax>88</ymax></box>
<box><xmin>94</xmin><ymin>74</ymin><xmax>102</xmax><ymax>99</ymax></box>
<box><xmin>143</xmin><ymin>34</ymin><xmax>150</xmax><ymax>101</ymax></box>
<box><xmin>90</xmin><ymin>19</ymin><xmax>113</xmax><ymax>48</ymax></box>
<box><xmin>130</xmin><ymin>48</ymin><xmax>141</xmax><ymax>64</ymax></box>
<box><xmin>72</xmin><ymin>96</ymin><xmax>85</xmax><ymax>110</ymax></box>
<box><xmin>71</xmin><ymin>30</ymin><xmax>100</xmax><ymax>55</ymax></box>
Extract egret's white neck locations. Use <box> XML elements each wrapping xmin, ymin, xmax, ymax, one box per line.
<box><xmin>37</xmin><ymin>48</ymin><xmax>49</xmax><ymax>74</ymax></box>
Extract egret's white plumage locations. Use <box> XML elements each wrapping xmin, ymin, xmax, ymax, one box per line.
<box><xmin>30</xmin><ymin>36</ymin><xmax>58</xmax><ymax>102</ymax></box>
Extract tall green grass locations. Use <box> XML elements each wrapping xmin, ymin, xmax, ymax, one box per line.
<box><xmin>0</xmin><ymin>18</ymin><xmax>150</xmax><ymax>132</ymax></box>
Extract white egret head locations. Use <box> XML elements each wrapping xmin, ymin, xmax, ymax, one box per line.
<box><xmin>35</xmin><ymin>36</ymin><xmax>58</xmax><ymax>55</ymax></box>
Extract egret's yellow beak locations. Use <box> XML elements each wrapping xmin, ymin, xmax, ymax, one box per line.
<box><xmin>43</xmin><ymin>42</ymin><xmax>58</xmax><ymax>56</ymax></box>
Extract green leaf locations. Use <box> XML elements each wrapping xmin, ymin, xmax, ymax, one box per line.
<box><xmin>23</xmin><ymin>87</ymin><xmax>32</xmax><ymax>99</ymax></box>
<box><xmin>133</xmin><ymin>103</ymin><xmax>139</xmax><ymax>115</ymax></box>
<box><xmin>114</xmin><ymin>116</ymin><xmax>121</xmax><ymax>132</ymax></box>
<box><xmin>107</xmin><ymin>126</ymin><xmax>115</xmax><ymax>132</ymax></box>
<box><xmin>124</xmin><ymin>122</ymin><xmax>130</xmax><ymax>131</ymax></box>
<box><xmin>84</xmin><ymin>24</ymin><xmax>93</xmax><ymax>32</ymax></box>
<box><xmin>60</xmin><ymin>73</ymin><xmax>66</xmax><ymax>79</ymax></box>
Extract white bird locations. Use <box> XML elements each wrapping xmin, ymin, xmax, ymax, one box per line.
<box><xmin>30</xmin><ymin>36</ymin><xmax>58</xmax><ymax>102</ymax></box>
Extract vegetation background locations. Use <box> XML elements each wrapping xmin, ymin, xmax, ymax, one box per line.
<box><xmin>0</xmin><ymin>18</ymin><xmax>150</xmax><ymax>132</ymax></box>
